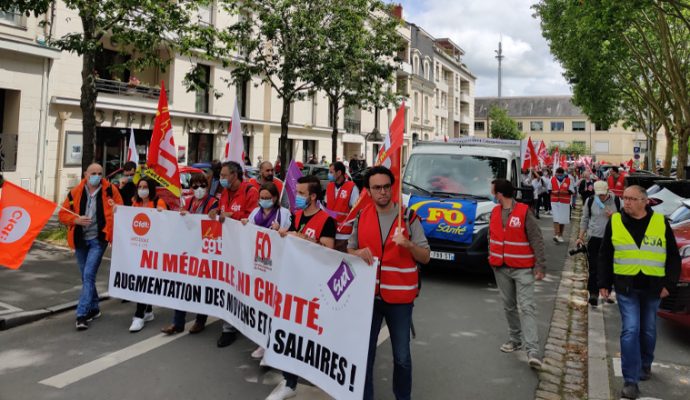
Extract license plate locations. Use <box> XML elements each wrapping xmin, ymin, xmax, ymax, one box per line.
<box><xmin>430</xmin><ymin>251</ymin><xmax>455</xmax><ymax>261</ymax></box>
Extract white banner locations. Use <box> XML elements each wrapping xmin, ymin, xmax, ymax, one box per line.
<box><xmin>109</xmin><ymin>207</ymin><xmax>375</xmax><ymax>399</ymax></box>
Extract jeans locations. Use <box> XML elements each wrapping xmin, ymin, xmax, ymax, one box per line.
<box><xmin>75</xmin><ymin>239</ymin><xmax>107</xmax><ymax>318</ymax></box>
<box><xmin>173</xmin><ymin>310</ymin><xmax>208</xmax><ymax>330</ymax></box>
<box><xmin>493</xmin><ymin>267</ymin><xmax>540</xmax><ymax>355</ymax></box>
<box><xmin>364</xmin><ymin>299</ymin><xmax>413</xmax><ymax>400</ymax></box>
<box><xmin>617</xmin><ymin>289</ymin><xmax>661</xmax><ymax>384</ymax></box>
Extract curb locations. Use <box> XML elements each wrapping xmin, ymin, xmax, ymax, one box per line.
<box><xmin>0</xmin><ymin>292</ymin><xmax>110</xmax><ymax>331</ymax></box>
<box><xmin>588</xmin><ymin>304</ymin><xmax>611</xmax><ymax>399</ymax></box>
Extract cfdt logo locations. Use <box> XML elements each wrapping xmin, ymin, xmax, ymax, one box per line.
<box><xmin>254</xmin><ymin>231</ymin><xmax>272</xmax><ymax>267</ymax></box>
<box><xmin>0</xmin><ymin>207</ymin><xmax>31</xmax><ymax>244</ymax></box>
<box><xmin>201</xmin><ymin>220</ymin><xmax>223</xmax><ymax>255</ymax></box>
<box><xmin>132</xmin><ymin>213</ymin><xmax>151</xmax><ymax>236</ymax></box>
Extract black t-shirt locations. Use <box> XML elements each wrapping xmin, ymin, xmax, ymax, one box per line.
<box><xmin>290</xmin><ymin>211</ymin><xmax>336</xmax><ymax>239</ymax></box>
<box><xmin>120</xmin><ymin>181</ymin><xmax>137</xmax><ymax>206</ymax></box>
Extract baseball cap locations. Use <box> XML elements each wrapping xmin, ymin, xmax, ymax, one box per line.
<box><xmin>593</xmin><ymin>180</ymin><xmax>608</xmax><ymax>195</ymax></box>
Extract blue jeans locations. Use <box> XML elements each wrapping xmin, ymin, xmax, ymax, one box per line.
<box><xmin>364</xmin><ymin>299</ymin><xmax>413</xmax><ymax>400</ymax></box>
<box><xmin>617</xmin><ymin>289</ymin><xmax>661</xmax><ymax>384</ymax></box>
<box><xmin>75</xmin><ymin>239</ymin><xmax>107</xmax><ymax>318</ymax></box>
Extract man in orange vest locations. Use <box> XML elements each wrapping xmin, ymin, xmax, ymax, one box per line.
<box><xmin>326</xmin><ymin>161</ymin><xmax>360</xmax><ymax>251</ymax></box>
<box><xmin>59</xmin><ymin>163</ymin><xmax>123</xmax><ymax>331</ymax></box>
<box><xmin>348</xmin><ymin>166</ymin><xmax>430</xmax><ymax>400</ymax></box>
<box><xmin>268</xmin><ymin>175</ymin><xmax>336</xmax><ymax>400</ymax></box>
<box><xmin>607</xmin><ymin>166</ymin><xmax>626</xmax><ymax>197</ymax></box>
<box><xmin>549</xmin><ymin>167</ymin><xmax>574</xmax><ymax>243</ymax></box>
<box><xmin>489</xmin><ymin>179</ymin><xmax>546</xmax><ymax>369</ymax></box>
<box><xmin>249</xmin><ymin>161</ymin><xmax>284</xmax><ymax>194</ymax></box>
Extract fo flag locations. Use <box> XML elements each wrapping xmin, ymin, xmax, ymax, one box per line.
<box><xmin>0</xmin><ymin>181</ymin><xmax>57</xmax><ymax>269</ymax></box>
<box><xmin>145</xmin><ymin>81</ymin><xmax>181</xmax><ymax>198</ymax></box>
<box><xmin>338</xmin><ymin>103</ymin><xmax>406</xmax><ymax>232</ymax></box>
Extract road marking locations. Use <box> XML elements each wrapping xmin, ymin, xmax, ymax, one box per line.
<box><xmin>0</xmin><ymin>301</ymin><xmax>22</xmax><ymax>316</ymax></box>
<box><xmin>39</xmin><ymin>318</ymin><xmax>217</xmax><ymax>389</ymax></box>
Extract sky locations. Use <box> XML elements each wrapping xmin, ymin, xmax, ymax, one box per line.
<box><xmin>387</xmin><ymin>0</ymin><xmax>572</xmax><ymax>97</ymax></box>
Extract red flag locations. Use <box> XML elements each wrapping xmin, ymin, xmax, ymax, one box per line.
<box><xmin>338</xmin><ymin>104</ymin><xmax>406</xmax><ymax>232</ymax></box>
<box><xmin>0</xmin><ymin>181</ymin><xmax>57</xmax><ymax>269</ymax></box>
<box><xmin>522</xmin><ymin>138</ymin><xmax>538</xmax><ymax>170</ymax></box>
<box><xmin>560</xmin><ymin>154</ymin><xmax>567</xmax><ymax>169</ymax></box>
<box><xmin>552</xmin><ymin>147</ymin><xmax>560</xmax><ymax>170</ymax></box>
<box><xmin>145</xmin><ymin>81</ymin><xmax>181</xmax><ymax>198</ymax></box>
<box><xmin>537</xmin><ymin>140</ymin><xmax>547</xmax><ymax>164</ymax></box>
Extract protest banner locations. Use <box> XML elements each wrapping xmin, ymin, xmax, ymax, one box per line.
<box><xmin>109</xmin><ymin>207</ymin><xmax>375</xmax><ymax>399</ymax></box>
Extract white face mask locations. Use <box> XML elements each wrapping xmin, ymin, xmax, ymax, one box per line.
<box><xmin>193</xmin><ymin>187</ymin><xmax>207</xmax><ymax>199</ymax></box>
<box><xmin>138</xmin><ymin>189</ymin><xmax>149</xmax><ymax>199</ymax></box>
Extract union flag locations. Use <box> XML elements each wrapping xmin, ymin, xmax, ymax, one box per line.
<box><xmin>145</xmin><ymin>81</ymin><xmax>181</xmax><ymax>198</ymax></box>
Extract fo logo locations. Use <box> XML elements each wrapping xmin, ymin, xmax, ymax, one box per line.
<box><xmin>255</xmin><ymin>231</ymin><xmax>272</xmax><ymax>265</ymax></box>
<box><xmin>201</xmin><ymin>220</ymin><xmax>223</xmax><ymax>255</ymax></box>
<box><xmin>0</xmin><ymin>207</ymin><xmax>31</xmax><ymax>244</ymax></box>
<box><xmin>132</xmin><ymin>213</ymin><xmax>151</xmax><ymax>236</ymax></box>
<box><xmin>508</xmin><ymin>216</ymin><xmax>522</xmax><ymax>228</ymax></box>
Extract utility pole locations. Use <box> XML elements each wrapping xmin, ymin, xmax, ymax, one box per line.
<box><xmin>495</xmin><ymin>37</ymin><xmax>504</xmax><ymax>99</ymax></box>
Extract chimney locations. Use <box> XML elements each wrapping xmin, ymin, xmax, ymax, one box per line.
<box><xmin>392</xmin><ymin>4</ymin><xmax>403</xmax><ymax>20</ymax></box>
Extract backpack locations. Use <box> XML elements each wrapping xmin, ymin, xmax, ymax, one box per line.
<box><xmin>586</xmin><ymin>195</ymin><xmax>620</xmax><ymax>215</ymax></box>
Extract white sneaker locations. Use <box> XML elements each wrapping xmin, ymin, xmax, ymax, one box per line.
<box><xmin>129</xmin><ymin>317</ymin><xmax>145</xmax><ymax>332</ymax></box>
<box><xmin>266</xmin><ymin>380</ymin><xmax>297</xmax><ymax>400</ymax></box>
<box><xmin>143</xmin><ymin>311</ymin><xmax>155</xmax><ymax>322</ymax></box>
<box><xmin>251</xmin><ymin>346</ymin><xmax>266</xmax><ymax>360</ymax></box>
<box><xmin>557</xmin><ymin>236</ymin><xmax>565</xmax><ymax>243</ymax></box>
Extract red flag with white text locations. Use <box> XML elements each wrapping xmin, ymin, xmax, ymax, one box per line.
<box><xmin>145</xmin><ymin>81</ymin><xmax>181</xmax><ymax>198</ymax></box>
<box><xmin>522</xmin><ymin>137</ymin><xmax>538</xmax><ymax>170</ymax></box>
<box><xmin>537</xmin><ymin>140</ymin><xmax>547</xmax><ymax>165</ymax></box>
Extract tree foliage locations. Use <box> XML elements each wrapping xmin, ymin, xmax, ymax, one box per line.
<box><xmin>488</xmin><ymin>106</ymin><xmax>523</xmax><ymax>140</ymax></box>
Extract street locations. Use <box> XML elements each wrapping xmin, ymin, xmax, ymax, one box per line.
<box><xmin>1</xmin><ymin>216</ymin><xmax>566</xmax><ymax>399</ymax></box>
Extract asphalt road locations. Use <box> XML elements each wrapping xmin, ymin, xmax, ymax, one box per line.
<box><xmin>0</xmin><ymin>216</ymin><xmax>568</xmax><ymax>400</ymax></box>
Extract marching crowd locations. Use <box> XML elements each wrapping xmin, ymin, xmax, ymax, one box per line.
<box><xmin>53</xmin><ymin>157</ymin><xmax>679</xmax><ymax>400</ymax></box>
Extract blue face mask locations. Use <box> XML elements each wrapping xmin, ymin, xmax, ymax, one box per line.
<box><xmin>219</xmin><ymin>178</ymin><xmax>229</xmax><ymax>189</ymax></box>
<box><xmin>259</xmin><ymin>199</ymin><xmax>274</xmax><ymax>209</ymax></box>
<box><xmin>88</xmin><ymin>175</ymin><xmax>101</xmax><ymax>187</ymax></box>
<box><xmin>295</xmin><ymin>195</ymin><xmax>309</xmax><ymax>210</ymax></box>
<box><xmin>327</xmin><ymin>173</ymin><xmax>335</xmax><ymax>182</ymax></box>
<box><xmin>556</xmin><ymin>175</ymin><xmax>565</xmax><ymax>182</ymax></box>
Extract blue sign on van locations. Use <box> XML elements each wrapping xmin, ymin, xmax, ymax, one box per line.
<box><xmin>408</xmin><ymin>196</ymin><xmax>478</xmax><ymax>244</ymax></box>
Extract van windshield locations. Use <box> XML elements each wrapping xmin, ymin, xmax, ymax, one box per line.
<box><xmin>402</xmin><ymin>154</ymin><xmax>508</xmax><ymax>198</ymax></box>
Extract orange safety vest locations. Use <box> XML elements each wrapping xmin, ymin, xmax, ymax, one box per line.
<box><xmin>249</xmin><ymin>177</ymin><xmax>284</xmax><ymax>194</ymax></box>
<box><xmin>488</xmin><ymin>202</ymin><xmax>535</xmax><ymax>268</ymax></box>
<box><xmin>357</xmin><ymin>204</ymin><xmax>419</xmax><ymax>304</ymax></box>
<box><xmin>550</xmin><ymin>176</ymin><xmax>571</xmax><ymax>204</ymax></box>
<box><xmin>294</xmin><ymin>209</ymin><xmax>331</xmax><ymax>241</ymax></box>
<box><xmin>326</xmin><ymin>181</ymin><xmax>357</xmax><ymax>235</ymax></box>
<box><xmin>608</xmin><ymin>174</ymin><xmax>625</xmax><ymax>197</ymax></box>
<box><xmin>132</xmin><ymin>197</ymin><xmax>168</xmax><ymax>210</ymax></box>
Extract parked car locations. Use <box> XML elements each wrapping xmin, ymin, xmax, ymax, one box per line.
<box><xmin>658</xmin><ymin>221</ymin><xmax>690</xmax><ymax>329</ymax></box>
<box><xmin>669</xmin><ymin>199</ymin><xmax>690</xmax><ymax>227</ymax></box>
<box><xmin>108</xmin><ymin>165</ymin><xmax>203</xmax><ymax>211</ymax></box>
<box><xmin>624</xmin><ymin>172</ymin><xmax>674</xmax><ymax>190</ymax></box>
<box><xmin>647</xmin><ymin>180</ymin><xmax>690</xmax><ymax>218</ymax></box>
<box><xmin>300</xmin><ymin>164</ymin><xmax>330</xmax><ymax>191</ymax></box>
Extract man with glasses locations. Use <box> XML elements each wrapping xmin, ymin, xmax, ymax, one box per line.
<box><xmin>348</xmin><ymin>166</ymin><xmax>430</xmax><ymax>400</ymax></box>
<box><xmin>119</xmin><ymin>161</ymin><xmax>138</xmax><ymax>206</ymax></box>
<box><xmin>59</xmin><ymin>163</ymin><xmax>123</xmax><ymax>330</ymax></box>
<box><xmin>598</xmin><ymin>185</ymin><xmax>680</xmax><ymax>399</ymax></box>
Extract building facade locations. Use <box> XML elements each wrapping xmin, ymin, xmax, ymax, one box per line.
<box><xmin>474</xmin><ymin>96</ymin><xmax>667</xmax><ymax>166</ymax></box>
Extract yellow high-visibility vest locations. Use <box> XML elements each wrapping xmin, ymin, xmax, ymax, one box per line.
<box><xmin>611</xmin><ymin>212</ymin><xmax>666</xmax><ymax>277</ymax></box>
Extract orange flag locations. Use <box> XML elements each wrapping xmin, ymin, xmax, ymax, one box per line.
<box><xmin>145</xmin><ymin>81</ymin><xmax>181</xmax><ymax>198</ymax></box>
<box><xmin>0</xmin><ymin>181</ymin><xmax>57</xmax><ymax>269</ymax></box>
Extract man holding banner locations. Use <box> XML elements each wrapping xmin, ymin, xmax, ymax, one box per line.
<box><xmin>348</xmin><ymin>166</ymin><xmax>430</xmax><ymax>400</ymax></box>
<box><xmin>59</xmin><ymin>163</ymin><xmax>123</xmax><ymax>330</ymax></box>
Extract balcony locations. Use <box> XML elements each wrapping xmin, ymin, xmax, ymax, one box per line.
<box><xmin>460</xmin><ymin>91</ymin><xmax>470</xmax><ymax>103</ymax></box>
<box><xmin>344</xmin><ymin>118</ymin><xmax>361</xmax><ymax>134</ymax></box>
<box><xmin>95</xmin><ymin>78</ymin><xmax>163</xmax><ymax>100</ymax></box>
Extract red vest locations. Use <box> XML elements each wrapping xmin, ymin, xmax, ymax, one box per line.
<box><xmin>326</xmin><ymin>181</ymin><xmax>356</xmax><ymax>235</ymax></box>
<box><xmin>249</xmin><ymin>177</ymin><xmax>284</xmax><ymax>194</ymax></box>
<box><xmin>357</xmin><ymin>205</ymin><xmax>419</xmax><ymax>304</ymax></box>
<box><xmin>488</xmin><ymin>202</ymin><xmax>535</xmax><ymax>268</ymax></box>
<box><xmin>550</xmin><ymin>177</ymin><xmax>571</xmax><ymax>204</ymax></box>
<box><xmin>608</xmin><ymin>174</ymin><xmax>625</xmax><ymax>197</ymax></box>
<box><xmin>294</xmin><ymin>209</ymin><xmax>330</xmax><ymax>241</ymax></box>
<box><xmin>186</xmin><ymin>195</ymin><xmax>218</xmax><ymax>215</ymax></box>
<box><xmin>220</xmin><ymin>181</ymin><xmax>258</xmax><ymax>220</ymax></box>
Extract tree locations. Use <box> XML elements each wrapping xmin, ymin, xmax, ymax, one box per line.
<box><xmin>488</xmin><ymin>105</ymin><xmax>522</xmax><ymax>140</ymax></box>
<box><xmin>2</xmin><ymin>1</ymin><xmax>214</xmax><ymax>171</ymax></box>
<box><xmin>311</xmin><ymin>0</ymin><xmax>402</xmax><ymax>163</ymax></box>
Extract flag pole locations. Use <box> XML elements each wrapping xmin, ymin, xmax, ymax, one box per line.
<box><xmin>397</xmin><ymin>134</ymin><xmax>404</xmax><ymax>231</ymax></box>
<box><xmin>59</xmin><ymin>205</ymin><xmax>80</xmax><ymax>217</ymax></box>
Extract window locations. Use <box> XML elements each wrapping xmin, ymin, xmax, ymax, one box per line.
<box><xmin>550</xmin><ymin>121</ymin><xmax>564</xmax><ymax>131</ymax></box>
<box><xmin>195</xmin><ymin>64</ymin><xmax>211</xmax><ymax>114</ymax></box>
<box><xmin>198</xmin><ymin>2</ymin><xmax>213</xmax><ymax>25</ymax></box>
<box><xmin>516</xmin><ymin>122</ymin><xmax>523</xmax><ymax>131</ymax></box>
<box><xmin>594</xmin><ymin>141</ymin><xmax>609</xmax><ymax>153</ymax></box>
<box><xmin>574</xmin><ymin>141</ymin><xmax>586</xmax><ymax>148</ymax></box>
<box><xmin>311</xmin><ymin>94</ymin><xmax>317</xmax><ymax>126</ymax></box>
<box><xmin>327</xmin><ymin>99</ymin><xmax>334</xmax><ymax>128</ymax></box>
<box><xmin>414</xmin><ymin>93</ymin><xmax>419</xmax><ymax>117</ymax></box>
<box><xmin>424</xmin><ymin>96</ymin><xmax>429</xmax><ymax>119</ymax></box>
<box><xmin>0</xmin><ymin>8</ymin><xmax>23</xmax><ymax>26</ymax></box>
<box><xmin>188</xmin><ymin>133</ymin><xmax>214</xmax><ymax>164</ymax></box>
<box><xmin>302</xmin><ymin>140</ymin><xmax>316</xmax><ymax>163</ymax></box>
<box><xmin>0</xmin><ymin>89</ymin><xmax>19</xmax><ymax>172</ymax></box>
<box><xmin>595</xmin><ymin>122</ymin><xmax>609</xmax><ymax>131</ymax></box>
<box><xmin>413</xmin><ymin>55</ymin><xmax>420</xmax><ymax>75</ymax></box>
<box><xmin>424</xmin><ymin>61</ymin><xmax>430</xmax><ymax>80</ymax></box>
<box><xmin>474</xmin><ymin>121</ymin><xmax>485</xmax><ymax>132</ymax></box>
<box><xmin>572</xmin><ymin>121</ymin><xmax>586</xmax><ymax>131</ymax></box>
<box><xmin>95</xmin><ymin>49</ymin><xmax>131</xmax><ymax>81</ymax></box>
<box><xmin>236</xmin><ymin>78</ymin><xmax>250</xmax><ymax>118</ymax></box>
<box><xmin>530</xmin><ymin>121</ymin><xmax>543</xmax><ymax>131</ymax></box>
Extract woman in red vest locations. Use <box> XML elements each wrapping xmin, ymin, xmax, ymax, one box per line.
<box><xmin>348</xmin><ymin>166</ymin><xmax>430</xmax><ymax>400</ymax></box>
<box><xmin>549</xmin><ymin>167</ymin><xmax>573</xmax><ymax>243</ymax></box>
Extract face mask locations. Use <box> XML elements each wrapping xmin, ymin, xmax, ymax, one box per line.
<box><xmin>259</xmin><ymin>199</ymin><xmax>274</xmax><ymax>209</ymax></box>
<box><xmin>556</xmin><ymin>175</ymin><xmax>565</xmax><ymax>182</ymax></box>
<box><xmin>328</xmin><ymin>173</ymin><xmax>335</xmax><ymax>182</ymax></box>
<box><xmin>138</xmin><ymin>189</ymin><xmax>149</xmax><ymax>199</ymax></box>
<box><xmin>88</xmin><ymin>175</ymin><xmax>101</xmax><ymax>187</ymax></box>
<box><xmin>193</xmin><ymin>187</ymin><xmax>207</xmax><ymax>199</ymax></box>
<box><xmin>219</xmin><ymin>178</ymin><xmax>229</xmax><ymax>189</ymax></box>
<box><xmin>295</xmin><ymin>195</ymin><xmax>309</xmax><ymax>210</ymax></box>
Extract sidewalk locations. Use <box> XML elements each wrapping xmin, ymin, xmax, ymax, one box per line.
<box><xmin>0</xmin><ymin>240</ymin><xmax>112</xmax><ymax>330</ymax></box>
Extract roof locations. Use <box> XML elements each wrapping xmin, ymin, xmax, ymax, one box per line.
<box><xmin>474</xmin><ymin>96</ymin><xmax>585</xmax><ymax>119</ymax></box>
<box><xmin>410</xmin><ymin>142</ymin><xmax>516</xmax><ymax>159</ymax></box>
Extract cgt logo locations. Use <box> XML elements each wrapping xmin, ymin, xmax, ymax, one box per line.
<box><xmin>412</xmin><ymin>201</ymin><xmax>466</xmax><ymax>226</ymax></box>
<box><xmin>0</xmin><ymin>207</ymin><xmax>31</xmax><ymax>244</ymax></box>
<box><xmin>254</xmin><ymin>231</ymin><xmax>272</xmax><ymax>266</ymax></box>
<box><xmin>132</xmin><ymin>213</ymin><xmax>151</xmax><ymax>236</ymax></box>
<box><xmin>201</xmin><ymin>220</ymin><xmax>223</xmax><ymax>255</ymax></box>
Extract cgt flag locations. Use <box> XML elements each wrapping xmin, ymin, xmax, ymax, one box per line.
<box><xmin>145</xmin><ymin>81</ymin><xmax>181</xmax><ymax>198</ymax></box>
<box><xmin>0</xmin><ymin>181</ymin><xmax>57</xmax><ymax>269</ymax></box>
<box><xmin>522</xmin><ymin>137</ymin><xmax>538</xmax><ymax>170</ymax></box>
